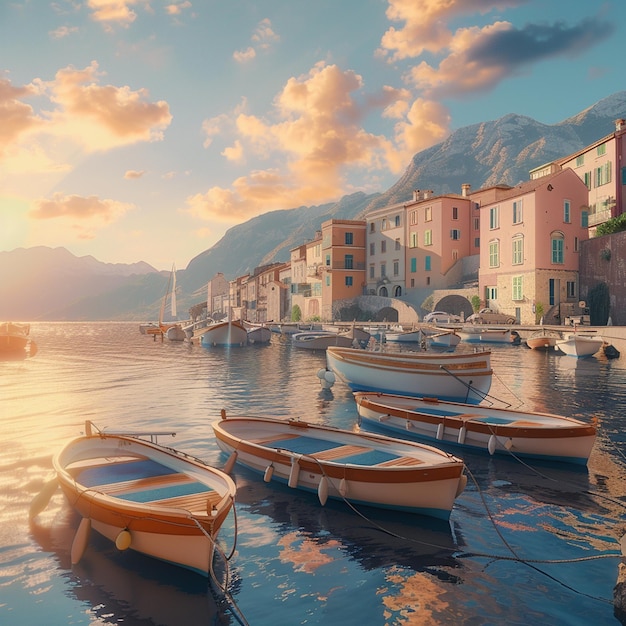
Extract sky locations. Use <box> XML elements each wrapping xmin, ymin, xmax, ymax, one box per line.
<box><xmin>1</xmin><ymin>1</ymin><xmax>624</xmax><ymax>272</ymax></box>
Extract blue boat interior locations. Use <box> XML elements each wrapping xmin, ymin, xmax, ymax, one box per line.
<box><xmin>412</xmin><ymin>406</ymin><xmax>515</xmax><ymax>424</ymax></box>
<box><xmin>261</xmin><ymin>435</ymin><xmax>399</xmax><ymax>465</ymax></box>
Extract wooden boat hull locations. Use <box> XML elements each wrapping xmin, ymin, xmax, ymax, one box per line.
<box><xmin>212</xmin><ymin>414</ymin><xmax>466</xmax><ymax>520</ymax></box>
<box><xmin>326</xmin><ymin>346</ymin><xmax>492</xmax><ymax>404</ymax></box>
<box><xmin>0</xmin><ymin>322</ymin><xmax>30</xmax><ymax>352</ymax></box>
<box><xmin>354</xmin><ymin>392</ymin><xmax>596</xmax><ymax>465</ymax></box>
<box><xmin>458</xmin><ymin>329</ymin><xmax>515</xmax><ymax>343</ymax></box>
<box><xmin>384</xmin><ymin>330</ymin><xmax>423</xmax><ymax>343</ymax></box>
<box><xmin>556</xmin><ymin>334</ymin><xmax>603</xmax><ymax>357</ymax></box>
<box><xmin>195</xmin><ymin>321</ymin><xmax>248</xmax><ymax>346</ymax></box>
<box><xmin>246</xmin><ymin>326</ymin><xmax>272</xmax><ymax>344</ymax></box>
<box><xmin>292</xmin><ymin>331</ymin><xmax>354</xmax><ymax>350</ymax></box>
<box><xmin>53</xmin><ymin>430</ymin><xmax>236</xmax><ymax>576</ymax></box>
<box><xmin>425</xmin><ymin>331</ymin><xmax>461</xmax><ymax>348</ymax></box>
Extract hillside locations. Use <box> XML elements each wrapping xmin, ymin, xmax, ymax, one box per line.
<box><xmin>3</xmin><ymin>91</ymin><xmax>625</xmax><ymax>321</ymax></box>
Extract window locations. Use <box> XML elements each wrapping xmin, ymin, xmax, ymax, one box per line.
<box><xmin>489</xmin><ymin>240</ymin><xmax>499</xmax><ymax>267</ymax></box>
<box><xmin>594</xmin><ymin>162</ymin><xmax>612</xmax><ymax>187</ymax></box>
<box><xmin>489</xmin><ymin>206</ymin><xmax>499</xmax><ymax>229</ymax></box>
<box><xmin>452</xmin><ymin>249</ymin><xmax>458</xmax><ymax>261</ymax></box>
<box><xmin>512</xmin><ymin>276</ymin><xmax>523</xmax><ymax>301</ymax></box>
<box><xmin>344</xmin><ymin>254</ymin><xmax>353</xmax><ymax>269</ymax></box>
<box><xmin>325</xmin><ymin>254</ymin><xmax>330</xmax><ymax>266</ymax></box>
<box><xmin>513</xmin><ymin>200</ymin><xmax>523</xmax><ymax>224</ymax></box>
<box><xmin>452</xmin><ymin>206</ymin><xmax>458</xmax><ymax>220</ymax></box>
<box><xmin>345</xmin><ymin>232</ymin><xmax>353</xmax><ymax>245</ymax></box>
<box><xmin>425</xmin><ymin>206</ymin><xmax>432</xmax><ymax>222</ymax></box>
<box><xmin>581</xmin><ymin>211</ymin><xmax>588</xmax><ymax>228</ymax></box>
<box><xmin>394</xmin><ymin>286</ymin><xmax>402</xmax><ymax>297</ymax></box>
<box><xmin>424</xmin><ymin>230</ymin><xmax>432</xmax><ymax>246</ymax></box>
<box><xmin>512</xmin><ymin>237</ymin><xmax>523</xmax><ymax>265</ymax></box>
<box><xmin>395</xmin><ymin>215</ymin><xmax>401</xmax><ymax>227</ymax></box>
<box><xmin>597</xmin><ymin>143</ymin><xmax>606</xmax><ymax>156</ymax></box>
<box><xmin>410</xmin><ymin>257</ymin><xmax>416</xmax><ymax>272</ymax></box>
<box><xmin>369</xmin><ymin>264</ymin><xmax>375</xmax><ymax>279</ymax></box>
<box><xmin>567</xmin><ymin>281</ymin><xmax>576</xmax><ymax>298</ymax></box>
<box><xmin>395</xmin><ymin>238</ymin><xmax>401</xmax><ymax>251</ymax></box>
<box><xmin>563</xmin><ymin>200</ymin><xmax>571</xmax><ymax>223</ymax></box>
<box><xmin>474</xmin><ymin>237</ymin><xmax>480</xmax><ymax>248</ymax></box>
<box><xmin>551</xmin><ymin>233</ymin><xmax>564</xmax><ymax>264</ymax></box>
<box><xmin>425</xmin><ymin>255</ymin><xmax>431</xmax><ymax>271</ymax></box>
<box><xmin>370</xmin><ymin>242</ymin><xmax>375</xmax><ymax>256</ymax></box>
<box><xmin>473</xmin><ymin>217</ymin><xmax>480</xmax><ymax>230</ymax></box>
<box><xmin>410</xmin><ymin>210</ymin><xmax>417</xmax><ymax>225</ymax></box>
<box><xmin>369</xmin><ymin>222</ymin><xmax>375</xmax><ymax>233</ymax></box>
<box><xmin>325</xmin><ymin>275</ymin><xmax>330</xmax><ymax>286</ymax></box>
<box><xmin>450</xmin><ymin>229</ymin><xmax>460</xmax><ymax>240</ymax></box>
<box><xmin>381</xmin><ymin>263</ymin><xmax>386</xmax><ymax>277</ymax></box>
<box><xmin>574</xmin><ymin>236</ymin><xmax>579</xmax><ymax>252</ymax></box>
<box><xmin>487</xmin><ymin>287</ymin><xmax>498</xmax><ymax>301</ymax></box>
<box><xmin>410</xmin><ymin>278</ymin><xmax>415</xmax><ymax>287</ymax></box>
<box><xmin>410</xmin><ymin>232</ymin><xmax>418</xmax><ymax>248</ymax></box>
<box><xmin>381</xmin><ymin>240</ymin><xmax>386</xmax><ymax>253</ymax></box>
<box><xmin>393</xmin><ymin>261</ymin><xmax>399</xmax><ymax>276</ymax></box>
<box><xmin>584</xmin><ymin>171</ymin><xmax>592</xmax><ymax>189</ymax></box>
<box><xmin>381</xmin><ymin>218</ymin><xmax>387</xmax><ymax>231</ymax></box>
<box><xmin>345</xmin><ymin>276</ymin><xmax>353</xmax><ymax>287</ymax></box>
<box><xmin>576</xmin><ymin>155</ymin><xmax>584</xmax><ymax>167</ymax></box>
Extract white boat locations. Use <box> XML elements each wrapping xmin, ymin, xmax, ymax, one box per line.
<box><xmin>458</xmin><ymin>328</ymin><xmax>520</xmax><ymax>344</ymax></box>
<box><xmin>292</xmin><ymin>330</ymin><xmax>355</xmax><ymax>350</ymax></box>
<box><xmin>144</xmin><ymin>265</ymin><xmax>179</xmax><ymax>339</ymax></box>
<box><xmin>325</xmin><ymin>346</ymin><xmax>492</xmax><ymax>404</ymax></box>
<box><xmin>384</xmin><ymin>327</ymin><xmax>423</xmax><ymax>343</ymax></box>
<box><xmin>556</xmin><ymin>333</ymin><xmax>604</xmax><ymax>357</ymax></box>
<box><xmin>245</xmin><ymin>323</ymin><xmax>272</xmax><ymax>344</ymax></box>
<box><xmin>165</xmin><ymin>324</ymin><xmax>186</xmax><ymax>341</ymax></box>
<box><xmin>425</xmin><ymin>330</ymin><xmax>461</xmax><ymax>348</ymax></box>
<box><xmin>354</xmin><ymin>392</ymin><xmax>596</xmax><ymax>466</ymax></box>
<box><xmin>193</xmin><ymin>320</ymin><xmax>248</xmax><ymax>347</ymax></box>
<box><xmin>526</xmin><ymin>328</ymin><xmax>560</xmax><ymax>350</ymax></box>
<box><xmin>212</xmin><ymin>412</ymin><xmax>467</xmax><ymax>520</ymax></box>
<box><xmin>34</xmin><ymin>421</ymin><xmax>236</xmax><ymax>577</ymax></box>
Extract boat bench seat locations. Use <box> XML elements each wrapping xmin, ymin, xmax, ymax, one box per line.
<box><xmin>311</xmin><ymin>445</ymin><xmax>371</xmax><ymax>461</ymax></box>
<box><xmin>375</xmin><ymin>456</ymin><xmax>424</xmax><ymax>467</ymax></box>
<box><xmin>151</xmin><ymin>489</ymin><xmax>224</xmax><ymax>514</ymax></box>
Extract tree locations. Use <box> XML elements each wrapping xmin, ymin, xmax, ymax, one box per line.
<box><xmin>470</xmin><ymin>295</ymin><xmax>481</xmax><ymax>313</ymax></box>
<box><xmin>291</xmin><ymin>304</ymin><xmax>302</xmax><ymax>322</ymax></box>
<box><xmin>595</xmin><ymin>213</ymin><xmax>626</xmax><ymax>237</ymax></box>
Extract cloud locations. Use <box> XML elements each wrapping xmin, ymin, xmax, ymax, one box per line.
<box><xmin>0</xmin><ymin>79</ymin><xmax>43</xmax><ymax>155</ymax></box>
<box><xmin>30</xmin><ymin>193</ymin><xmax>134</xmax><ymax>224</ymax></box>
<box><xmin>87</xmin><ymin>0</ymin><xmax>140</xmax><ymax>29</ymax></box>
<box><xmin>234</xmin><ymin>18</ymin><xmax>279</xmax><ymax>63</ymax></box>
<box><xmin>124</xmin><ymin>169</ymin><xmax>145</xmax><ymax>179</ymax></box>
<box><xmin>377</xmin><ymin>0</ymin><xmax>527</xmax><ymax>60</ymax></box>
<box><xmin>46</xmin><ymin>61</ymin><xmax>172</xmax><ymax>151</ymax></box>
<box><xmin>191</xmin><ymin>63</ymin><xmax>424</xmax><ymax>223</ymax></box>
<box><xmin>165</xmin><ymin>1</ymin><xmax>192</xmax><ymax>16</ymax></box>
<box><xmin>407</xmin><ymin>17</ymin><xmax>614</xmax><ymax>97</ymax></box>
<box><xmin>49</xmin><ymin>26</ymin><xmax>79</xmax><ymax>39</ymax></box>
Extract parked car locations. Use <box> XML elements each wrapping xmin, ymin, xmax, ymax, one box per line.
<box><xmin>467</xmin><ymin>308</ymin><xmax>517</xmax><ymax>324</ymax></box>
<box><xmin>423</xmin><ymin>311</ymin><xmax>462</xmax><ymax>324</ymax></box>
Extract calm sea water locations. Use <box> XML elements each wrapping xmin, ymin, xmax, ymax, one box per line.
<box><xmin>1</xmin><ymin>323</ymin><xmax>626</xmax><ymax>626</ymax></box>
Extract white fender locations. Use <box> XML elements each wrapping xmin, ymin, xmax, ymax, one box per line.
<box><xmin>288</xmin><ymin>457</ymin><xmax>300</xmax><ymax>488</ymax></box>
<box><xmin>318</xmin><ymin>476</ymin><xmax>329</xmax><ymax>506</ymax></box>
<box><xmin>436</xmin><ymin>423</ymin><xmax>445</xmax><ymax>440</ymax></box>
<box><xmin>458</xmin><ymin>426</ymin><xmax>467</xmax><ymax>444</ymax></box>
<box><xmin>455</xmin><ymin>474</ymin><xmax>468</xmax><ymax>497</ymax></box>
<box><xmin>264</xmin><ymin>464</ymin><xmax>274</xmax><ymax>482</ymax></box>
<box><xmin>488</xmin><ymin>434</ymin><xmax>497</xmax><ymax>455</ymax></box>
<box><xmin>339</xmin><ymin>477</ymin><xmax>348</xmax><ymax>497</ymax></box>
<box><xmin>71</xmin><ymin>518</ymin><xmax>91</xmax><ymax>565</ymax></box>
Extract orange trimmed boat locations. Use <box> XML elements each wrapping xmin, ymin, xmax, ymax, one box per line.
<box><xmin>44</xmin><ymin>421</ymin><xmax>236</xmax><ymax>576</ymax></box>
<box><xmin>354</xmin><ymin>392</ymin><xmax>596</xmax><ymax>465</ymax></box>
<box><xmin>212</xmin><ymin>412</ymin><xmax>466</xmax><ymax>520</ymax></box>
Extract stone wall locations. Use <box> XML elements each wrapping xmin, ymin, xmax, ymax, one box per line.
<box><xmin>580</xmin><ymin>231</ymin><xmax>626</xmax><ymax>326</ymax></box>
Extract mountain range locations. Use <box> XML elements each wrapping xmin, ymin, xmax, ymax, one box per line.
<box><xmin>3</xmin><ymin>91</ymin><xmax>626</xmax><ymax>321</ymax></box>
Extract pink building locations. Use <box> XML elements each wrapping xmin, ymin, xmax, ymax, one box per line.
<box><xmin>405</xmin><ymin>189</ymin><xmax>477</xmax><ymax>291</ymax></box>
<box><xmin>477</xmin><ymin>168</ymin><xmax>590</xmax><ymax>324</ymax></box>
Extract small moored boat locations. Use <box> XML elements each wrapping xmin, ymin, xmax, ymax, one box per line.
<box><xmin>193</xmin><ymin>320</ymin><xmax>248</xmax><ymax>347</ymax></box>
<box><xmin>555</xmin><ymin>333</ymin><xmax>604</xmax><ymax>358</ymax></box>
<box><xmin>37</xmin><ymin>421</ymin><xmax>236</xmax><ymax>576</ymax></box>
<box><xmin>212</xmin><ymin>412</ymin><xmax>467</xmax><ymax>520</ymax></box>
<box><xmin>0</xmin><ymin>321</ymin><xmax>36</xmax><ymax>355</ymax></box>
<box><xmin>526</xmin><ymin>328</ymin><xmax>560</xmax><ymax>350</ymax></box>
<box><xmin>325</xmin><ymin>346</ymin><xmax>492</xmax><ymax>404</ymax></box>
<box><xmin>292</xmin><ymin>330</ymin><xmax>355</xmax><ymax>350</ymax></box>
<box><xmin>354</xmin><ymin>392</ymin><xmax>596</xmax><ymax>465</ymax></box>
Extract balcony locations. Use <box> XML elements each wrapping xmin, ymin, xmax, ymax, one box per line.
<box><xmin>587</xmin><ymin>209</ymin><xmax>612</xmax><ymax>227</ymax></box>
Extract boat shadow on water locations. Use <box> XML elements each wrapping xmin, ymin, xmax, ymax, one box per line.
<box><xmin>29</xmin><ymin>508</ymin><xmax>236</xmax><ymax>626</ymax></box>
<box><xmin>228</xmin><ymin>466</ymin><xmax>464</xmax><ymax>577</ymax></box>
